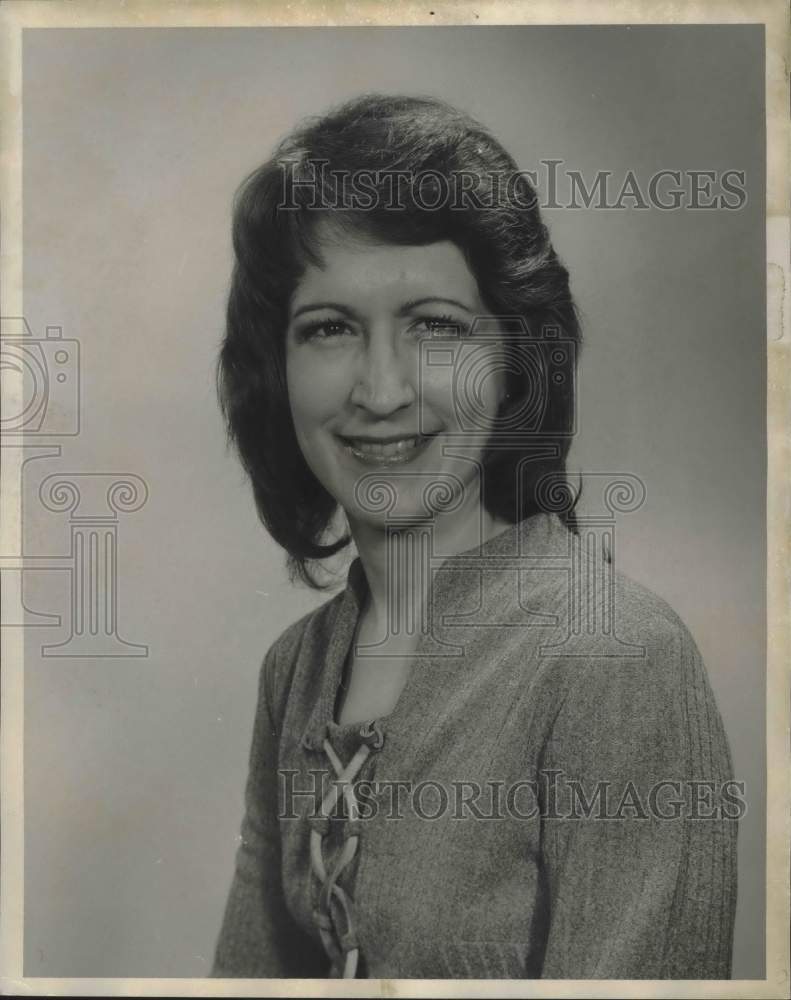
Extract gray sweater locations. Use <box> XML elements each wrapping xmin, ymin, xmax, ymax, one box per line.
<box><xmin>211</xmin><ymin>512</ymin><xmax>737</xmax><ymax>979</ymax></box>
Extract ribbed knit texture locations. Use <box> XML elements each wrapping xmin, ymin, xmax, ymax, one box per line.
<box><xmin>211</xmin><ymin>513</ymin><xmax>737</xmax><ymax>979</ymax></box>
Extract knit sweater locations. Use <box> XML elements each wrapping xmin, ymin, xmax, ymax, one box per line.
<box><xmin>211</xmin><ymin>512</ymin><xmax>737</xmax><ymax>980</ymax></box>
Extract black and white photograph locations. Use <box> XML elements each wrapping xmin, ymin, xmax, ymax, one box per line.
<box><xmin>0</xmin><ymin>1</ymin><xmax>788</xmax><ymax>996</ymax></box>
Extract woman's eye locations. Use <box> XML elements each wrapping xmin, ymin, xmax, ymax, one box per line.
<box><xmin>411</xmin><ymin>315</ymin><xmax>467</xmax><ymax>338</ymax></box>
<box><xmin>301</xmin><ymin>320</ymin><xmax>355</xmax><ymax>341</ymax></box>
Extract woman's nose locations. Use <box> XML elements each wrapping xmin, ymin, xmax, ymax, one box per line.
<box><xmin>349</xmin><ymin>335</ymin><xmax>417</xmax><ymax>416</ymax></box>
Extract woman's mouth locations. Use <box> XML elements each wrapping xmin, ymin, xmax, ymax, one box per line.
<box><xmin>337</xmin><ymin>433</ymin><xmax>438</xmax><ymax>466</ymax></box>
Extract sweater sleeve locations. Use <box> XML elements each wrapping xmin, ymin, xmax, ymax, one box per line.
<box><xmin>210</xmin><ymin>645</ymin><xmax>328</xmax><ymax>978</ymax></box>
<box><xmin>537</xmin><ymin>615</ymin><xmax>738</xmax><ymax>979</ymax></box>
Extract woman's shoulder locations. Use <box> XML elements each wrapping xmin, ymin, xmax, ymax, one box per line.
<box><xmin>558</xmin><ymin>558</ymin><xmax>710</xmax><ymax>701</ymax></box>
<box><xmin>258</xmin><ymin>584</ymin><xmax>348</xmax><ymax>707</ymax></box>
<box><xmin>268</xmin><ymin>588</ymin><xmax>345</xmax><ymax>661</ymax></box>
<box><xmin>610</xmin><ymin>566</ymin><xmax>701</xmax><ymax>653</ymax></box>
<box><xmin>536</xmin><ymin>559</ymin><xmax>733</xmax><ymax>780</ymax></box>
<box><xmin>536</xmin><ymin>514</ymin><xmax>703</xmax><ymax>656</ymax></box>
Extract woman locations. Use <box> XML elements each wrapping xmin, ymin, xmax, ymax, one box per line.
<box><xmin>210</xmin><ymin>94</ymin><xmax>737</xmax><ymax>980</ymax></box>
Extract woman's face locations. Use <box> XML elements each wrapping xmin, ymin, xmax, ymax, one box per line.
<box><xmin>285</xmin><ymin>224</ymin><xmax>507</xmax><ymax>530</ymax></box>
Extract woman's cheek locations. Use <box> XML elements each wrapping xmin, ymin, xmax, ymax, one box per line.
<box><xmin>418</xmin><ymin>369</ymin><xmax>455</xmax><ymax>430</ymax></box>
<box><xmin>288</xmin><ymin>355</ymin><xmax>343</xmax><ymax>427</ymax></box>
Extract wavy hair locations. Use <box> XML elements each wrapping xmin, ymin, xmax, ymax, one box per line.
<box><xmin>217</xmin><ymin>94</ymin><xmax>582</xmax><ymax>589</ymax></box>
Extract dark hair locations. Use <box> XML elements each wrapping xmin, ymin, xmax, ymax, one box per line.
<box><xmin>217</xmin><ymin>93</ymin><xmax>582</xmax><ymax>589</ymax></box>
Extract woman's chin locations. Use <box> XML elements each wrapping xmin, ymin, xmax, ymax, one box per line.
<box><xmin>345</xmin><ymin>495</ymin><xmax>444</xmax><ymax>530</ymax></box>
<box><xmin>340</xmin><ymin>476</ymin><xmax>472</xmax><ymax>530</ymax></box>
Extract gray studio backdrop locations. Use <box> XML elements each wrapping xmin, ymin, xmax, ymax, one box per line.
<box><xmin>20</xmin><ymin>26</ymin><xmax>765</xmax><ymax>978</ymax></box>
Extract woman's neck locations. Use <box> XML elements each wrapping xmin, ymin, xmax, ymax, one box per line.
<box><xmin>348</xmin><ymin>501</ymin><xmax>513</xmax><ymax>648</ymax></box>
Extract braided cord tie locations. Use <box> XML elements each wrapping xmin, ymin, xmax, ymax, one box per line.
<box><xmin>309</xmin><ymin>721</ymin><xmax>383</xmax><ymax>978</ymax></box>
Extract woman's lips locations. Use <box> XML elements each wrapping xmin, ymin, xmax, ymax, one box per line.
<box><xmin>337</xmin><ymin>433</ymin><xmax>438</xmax><ymax>466</ymax></box>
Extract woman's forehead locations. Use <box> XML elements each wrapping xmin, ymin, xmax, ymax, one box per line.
<box><xmin>289</xmin><ymin>224</ymin><xmax>482</xmax><ymax>314</ymax></box>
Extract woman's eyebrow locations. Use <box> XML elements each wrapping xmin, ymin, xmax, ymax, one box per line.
<box><xmin>291</xmin><ymin>301</ymin><xmax>362</xmax><ymax>321</ymax></box>
<box><xmin>397</xmin><ymin>296</ymin><xmax>475</xmax><ymax>315</ymax></box>
<box><xmin>290</xmin><ymin>296</ymin><xmax>475</xmax><ymax>321</ymax></box>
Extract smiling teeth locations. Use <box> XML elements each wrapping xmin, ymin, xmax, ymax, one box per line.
<box><xmin>347</xmin><ymin>437</ymin><xmax>422</xmax><ymax>457</ymax></box>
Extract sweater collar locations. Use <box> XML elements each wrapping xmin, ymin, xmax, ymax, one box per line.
<box><xmin>299</xmin><ymin>512</ymin><xmax>569</xmax><ymax>753</ymax></box>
